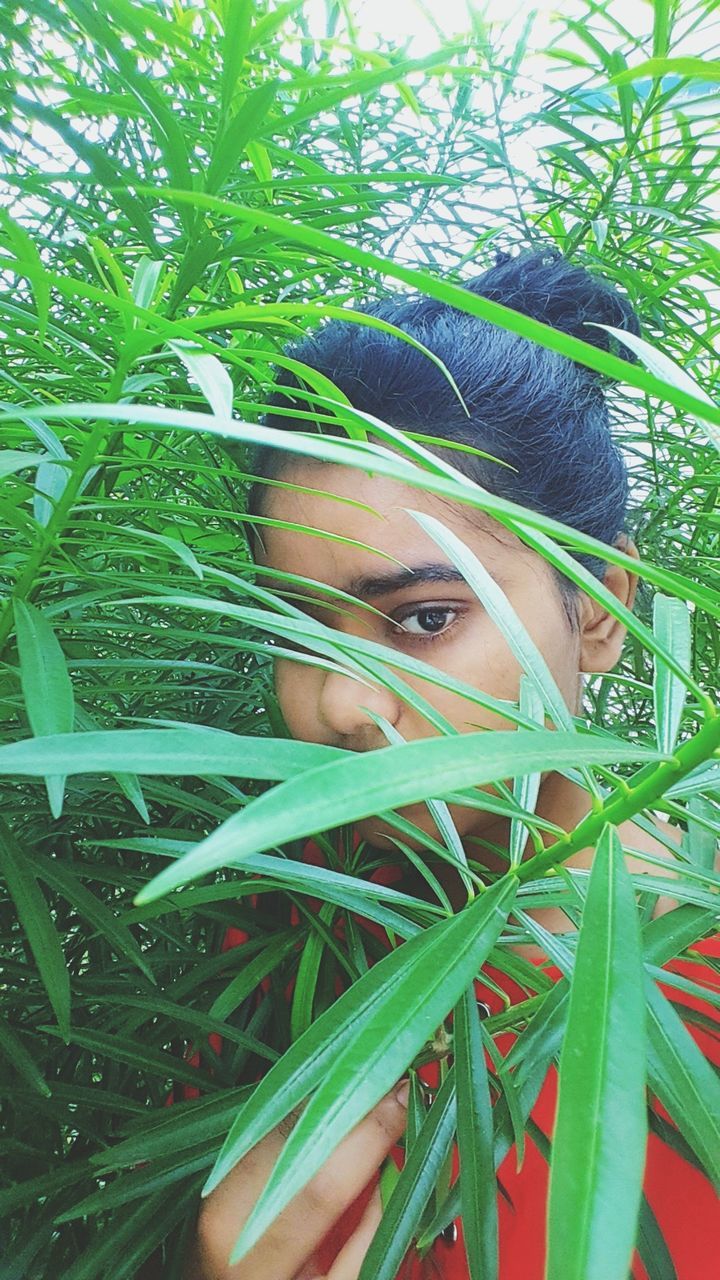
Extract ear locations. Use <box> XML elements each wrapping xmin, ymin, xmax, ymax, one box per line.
<box><xmin>578</xmin><ymin>535</ymin><xmax>639</xmax><ymax>673</ymax></box>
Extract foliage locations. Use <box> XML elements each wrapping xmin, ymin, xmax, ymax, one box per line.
<box><xmin>0</xmin><ymin>1</ymin><xmax>718</xmax><ymax>1277</ymax></box>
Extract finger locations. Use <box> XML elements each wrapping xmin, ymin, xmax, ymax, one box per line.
<box><xmin>245</xmin><ymin>1082</ymin><xmax>408</xmax><ymax>1280</ymax></box>
<box><xmin>296</xmin><ymin>1188</ymin><xmax>384</xmax><ymax>1280</ymax></box>
<box><xmin>326</xmin><ymin>1186</ymin><xmax>384</xmax><ymax>1280</ymax></box>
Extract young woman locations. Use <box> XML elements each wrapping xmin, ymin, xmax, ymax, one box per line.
<box><xmin>186</xmin><ymin>252</ymin><xmax>719</xmax><ymax>1280</ymax></box>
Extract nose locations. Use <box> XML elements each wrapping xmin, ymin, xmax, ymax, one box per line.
<box><xmin>317</xmin><ymin>666</ymin><xmax>402</xmax><ymax>742</ymax></box>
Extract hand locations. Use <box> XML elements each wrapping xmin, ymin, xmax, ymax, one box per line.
<box><xmin>187</xmin><ymin>1081</ymin><xmax>409</xmax><ymax>1280</ymax></box>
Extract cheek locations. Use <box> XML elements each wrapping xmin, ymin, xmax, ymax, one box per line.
<box><xmin>528</xmin><ymin>614</ymin><xmax>583</xmax><ymax>709</ymax></box>
<box><xmin>448</xmin><ymin>602</ymin><xmax>580</xmax><ymax>716</ymax></box>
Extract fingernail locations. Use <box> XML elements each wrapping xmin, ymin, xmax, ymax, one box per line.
<box><xmin>395</xmin><ymin>1080</ymin><xmax>410</xmax><ymax>1108</ymax></box>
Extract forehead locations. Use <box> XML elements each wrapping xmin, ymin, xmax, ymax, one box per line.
<box><xmin>254</xmin><ymin>462</ymin><xmax>537</xmax><ymax>592</ymax></box>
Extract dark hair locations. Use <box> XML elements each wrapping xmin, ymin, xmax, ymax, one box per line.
<box><xmin>248</xmin><ymin>249</ymin><xmax>640</xmax><ymax>580</ymax></box>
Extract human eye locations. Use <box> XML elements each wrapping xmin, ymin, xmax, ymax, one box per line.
<box><xmin>391</xmin><ymin>604</ymin><xmax>461</xmax><ymax>642</ymax></box>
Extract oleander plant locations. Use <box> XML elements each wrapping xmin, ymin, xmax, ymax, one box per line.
<box><xmin>0</xmin><ymin>1</ymin><xmax>718</xmax><ymax>1277</ymax></box>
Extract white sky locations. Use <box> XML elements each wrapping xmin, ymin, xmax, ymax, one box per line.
<box><xmin>308</xmin><ymin>0</ymin><xmax>652</xmax><ymax>52</ymax></box>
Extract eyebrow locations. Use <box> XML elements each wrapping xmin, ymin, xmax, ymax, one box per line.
<box><xmin>347</xmin><ymin>563</ymin><xmax>468</xmax><ymax>598</ymax></box>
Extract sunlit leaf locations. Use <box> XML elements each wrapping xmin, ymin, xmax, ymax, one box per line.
<box><xmin>167</xmin><ymin>341</ymin><xmax>234</xmax><ymax>419</ymax></box>
<box><xmin>136</xmin><ymin>731</ymin><xmax>661</xmax><ymax>903</ymax></box>
<box><xmin>653</xmin><ymin>594</ymin><xmax>692</xmax><ymax>753</ymax></box>
<box><xmin>454</xmin><ymin>985</ymin><xmax>498</xmax><ymax>1280</ymax></box>
<box><xmin>590</xmin><ymin>323</ymin><xmax>720</xmax><ymax>452</ymax></box>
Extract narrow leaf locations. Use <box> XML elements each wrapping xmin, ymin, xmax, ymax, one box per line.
<box><xmin>454</xmin><ymin>985</ymin><xmax>498</xmax><ymax>1280</ymax></box>
<box><xmin>408</xmin><ymin>511</ymin><xmax>574</xmax><ymax>730</ymax></box>
<box><xmin>0</xmin><ymin>820</ymin><xmax>71</xmax><ymax>1040</ymax></box>
<box><xmin>645</xmin><ymin>976</ymin><xmax>720</xmax><ymax>1186</ymax></box>
<box><xmin>653</xmin><ymin>594</ymin><xmax>691</xmax><ymax>753</ymax></box>
<box><xmin>136</xmin><ymin>730</ymin><xmax>660</xmax><ymax>903</ymax></box>
<box><xmin>13</xmin><ymin>599</ymin><xmax>74</xmax><ymax>817</ymax></box>
<box><xmin>590</xmin><ymin>324</ymin><xmax>720</xmax><ymax>453</ymax></box>
<box><xmin>204</xmin><ymin>909</ymin><xmax>459</xmax><ymax>1197</ymax></box>
<box><xmin>228</xmin><ymin>877</ymin><xmax>517</xmax><ymax>1262</ymax></box>
<box><xmin>130</xmin><ymin>256</ymin><xmax>163</xmax><ymax>310</ymax></box>
<box><xmin>0</xmin><ymin>1016</ymin><xmax>51</xmax><ymax>1097</ymax></box>
<box><xmin>168</xmin><ymin>340</ymin><xmax>234</xmax><ymax>419</ymax></box>
<box><xmin>358</xmin><ymin>1067</ymin><xmax>458</xmax><ymax>1280</ymax></box>
<box><xmin>547</xmin><ymin>826</ymin><xmax>646</xmax><ymax>1280</ymax></box>
<box><xmin>0</xmin><ymin>727</ymin><xmax>342</xmax><ymax>777</ymax></box>
<box><xmin>510</xmin><ymin>678</ymin><xmax>544</xmax><ymax>868</ymax></box>
<box><xmin>0</xmin><ymin>450</ymin><xmax>47</xmax><ymax>479</ymax></box>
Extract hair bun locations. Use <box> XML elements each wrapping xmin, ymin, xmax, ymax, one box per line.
<box><xmin>467</xmin><ymin>248</ymin><xmax>640</xmax><ymax>376</ymax></box>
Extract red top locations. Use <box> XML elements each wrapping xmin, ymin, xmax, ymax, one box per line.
<box><xmin>184</xmin><ymin>845</ymin><xmax>720</xmax><ymax>1279</ymax></box>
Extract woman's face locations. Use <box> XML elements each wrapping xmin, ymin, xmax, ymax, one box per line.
<box><xmin>256</xmin><ymin>462</ymin><xmax>629</xmax><ymax>851</ymax></box>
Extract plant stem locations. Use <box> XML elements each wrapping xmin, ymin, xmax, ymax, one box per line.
<box><xmin>516</xmin><ymin>712</ymin><xmax>720</xmax><ymax>884</ymax></box>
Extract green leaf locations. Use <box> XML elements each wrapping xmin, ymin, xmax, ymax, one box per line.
<box><xmin>219</xmin><ymin>0</ymin><xmax>254</xmax><ymax>116</ymax></box>
<box><xmin>34</xmin><ymin>855</ymin><xmax>155</xmax><ymax>984</ymax></box>
<box><xmin>367</xmin><ymin>711</ymin><xmax>473</xmax><ymax>897</ymax></box>
<box><xmin>58</xmin><ymin>1144</ymin><xmax>213</xmax><ymax>1219</ymax></box>
<box><xmin>73</xmin><ymin>704</ymin><xmax>150</xmax><ymax>822</ymax></box>
<box><xmin>289</xmin><ymin>901</ymin><xmax>336</xmax><ymax>1040</ymax></box>
<box><xmin>645</xmin><ymin>976</ymin><xmax>720</xmax><ymax>1186</ymax></box>
<box><xmin>609</xmin><ymin>50</ymin><xmax>635</xmax><ymax>138</ymax></box>
<box><xmin>129</xmin><ymin>187</ymin><xmax>720</xmax><ymax>432</ymax></box>
<box><xmin>0</xmin><ymin>450</ymin><xmax>47</xmax><ymax>479</ymax></box>
<box><xmin>0</xmin><ymin>820</ymin><xmax>71</xmax><ymax>1041</ymax></box>
<box><xmin>682</xmin><ymin>797</ymin><xmax>718</xmax><ymax>871</ymax></box>
<box><xmin>591</xmin><ymin>217</ymin><xmax>608</xmax><ymax>251</ymax></box>
<box><xmin>498</xmin><ymin>518</ymin><xmax>709</xmax><ymax>696</ymax></box>
<box><xmin>10</xmin><ymin>403</ymin><xmax>720</xmax><ymax>616</ymax></box>
<box><xmin>92</xmin><ymin>1086</ymin><xmax>253</xmax><ymax>1174</ymax></box>
<box><xmin>203</xmin><ymin>904</ymin><xmax>462</xmax><ymax>1201</ymax></box>
<box><xmin>124</xmin><ymin>841</ymin><xmax>432</xmax><ymax>939</ymax></box>
<box><xmin>117</xmin><ymin>523</ymin><xmax>205</xmax><ymax>578</ymax></box>
<box><xmin>653</xmin><ymin>594</ymin><xmax>692</xmax><ymax>753</ymax></box>
<box><xmin>590</xmin><ymin>323</ymin><xmax>720</xmax><ymax>453</ymax></box>
<box><xmin>610</xmin><ymin>57</ymin><xmax>720</xmax><ymax>85</ymax></box>
<box><xmin>635</xmin><ymin>1192</ymin><xmax>678</xmax><ymax>1280</ymax></box>
<box><xmin>136</xmin><ymin>731</ymin><xmax>661</xmax><ymax>903</ymax></box>
<box><xmin>209</xmin><ymin>930</ymin><xmax>299</xmax><ymax>1021</ymax></box>
<box><xmin>510</xmin><ymin>678</ymin><xmax>544</xmax><ymax>868</ymax></box>
<box><xmin>206</xmin><ymin>82</ymin><xmax>277</xmax><ymax>196</ymax></box>
<box><xmin>407</xmin><ymin>510</ymin><xmax>573</xmax><ymax>731</ymax></box>
<box><xmin>168</xmin><ymin>341</ymin><xmax>234</xmax><ymax>419</ymax></box>
<box><xmin>130</xmin><ymin>256</ymin><xmax>163</xmax><ymax>310</ymax></box>
<box><xmin>227</xmin><ymin>876</ymin><xmax>517</xmax><ymax>1262</ymax></box>
<box><xmin>17</xmin><ymin>95</ymin><xmax>156</xmax><ymax>247</ymax></box>
<box><xmin>358</xmin><ymin>1067</ymin><xmax>458</xmax><ymax>1280</ymax></box>
<box><xmin>547</xmin><ymin>826</ymin><xmax>646</xmax><ymax>1280</ymax></box>
<box><xmin>0</xmin><ymin>727</ymin><xmax>342</xmax><ymax>777</ymax></box>
<box><xmin>0</xmin><ymin>1016</ymin><xmax>52</xmax><ymax>1097</ymax></box>
<box><xmin>40</xmin><ymin>1025</ymin><xmax>221</xmax><ymax>1092</ymax></box>
<box><xmin>0</xmin><ymin>209</ymin><xmax>50</xmax><ymax>342</ymax></box>
<box><xmin>62</xmin><ymin>1182</ymin><xmax>200</xmax><ymax>1280</ymax></box>
<box><xmin>13</xmin><ymin>599</ymin><xmax>74</xmax><ymax>817</ymax></box>
<box><xmin>454</xmin><ymin>985</ymin><xmax>498</xmax><ymax>1280</ymax></box>
<box><xmin>643</xmin><ymin>903</ymin><xmax>717</xmax><ymax>965</ymax></box>
<box><xmin>33</xmin><ymin>457</ymin><xmax>70</xmax><ymax>528</ymax></box>
<box><xmin>652</xmin><ymin>1</ymin><xmax>671</xmax><ymax>60</ymax></box>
